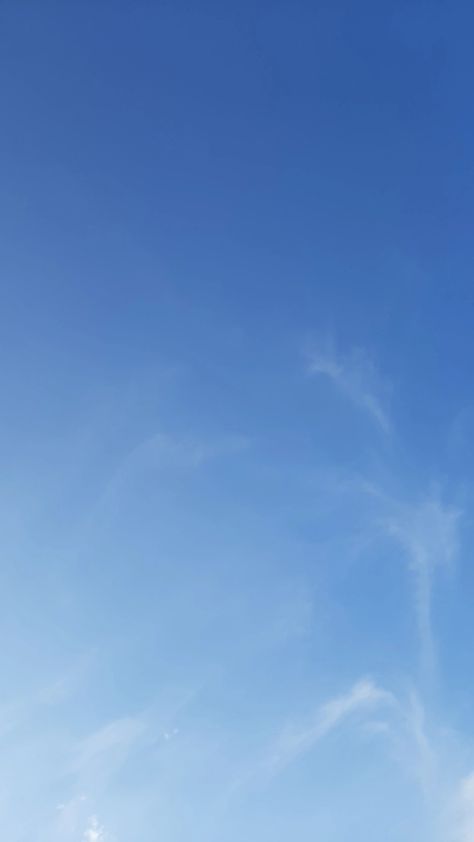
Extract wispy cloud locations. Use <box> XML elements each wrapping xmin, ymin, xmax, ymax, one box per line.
<box><xmin>126</xmin><ymin>432</ymin><xmax>250</xmax><ymax>472</ymax></box>
<box><xmin>306</xmin><ymin>340</ymin><xmax>391</xmax><ymax>433</ymax></box>
<box><xmin>93</xmin><ymin>431</ymin><xmax>251</xmax><ymax>518</ymax></box>
<box><xmin>388</xmin><ymin>690</ymin><xmax>438</xmax><ymax>799</ymax></box>
<box><xmin>384</xmin><ymin>495</ymin><xmax>461</xmax><ymax>679</ymax></box>
<box><xmin>77</xmin><ymin>715</ymin><xmax>146</xmax><ymax>768</ymax></box>
<box><xmin>69</xmin><ymin>713</ymin><xmax>150</xmax><ymax>804</ymax></box>
<box><xmin>300</xmin><ymin>469</ymin><xmax>461</xmax><ymax>683</ymax></box>
<box><xmin>264</xmin><ymin>678</ymin><xmax>393</xmax><ymax>777</ymax></box>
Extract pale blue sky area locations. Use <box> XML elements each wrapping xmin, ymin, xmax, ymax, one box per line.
<box><xmin>1</xmin><ymin>2</ymin><xmax>474</xmax><ymax>840</ymax></box>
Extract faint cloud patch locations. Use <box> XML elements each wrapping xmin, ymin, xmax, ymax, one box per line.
<box><xmin>55</xmin><ymin>795</ymin><xmax>87</xmax><ymax>838</ymax></box>
<box><xmin>75</xmin><ymin>715</ymin><xmax>147</xmax><ymax>779</ymax></box>
<box><xmin>84</xmin><ymin>815</ymin><xmax>107</xmax><ymax>842</ymax></box>
<box><xmin>448</xmin><ymin>772</ymin><xmax>474</xmax><ymax>842</ymax></box>
<box><xmin>95</xmin><ymin>431</ymin><xmax>251</xmax><ymax>516</ymax></box>
<box><xmin>384</xmin><ymin>495</ymin><xmax>461</xmax><ymax>679</ymax></box>
<box><xmin>264</xmin><ymin>677</ymin><xmax>394</xmax><ymax>777</ymax></box>
<box><xmin>306</xmin><ymin>339</ymin><xmax>391</xmax><ymax>433</ymax></box>
<box><xmin>395</xmin><ymin>691</ymin><xmax>437</xmax><ymax>798</ymax></box>
<box><xmin>131</xmin><ymin>432</ymin><xmax>250</xmax><ymax>471</ymax></box>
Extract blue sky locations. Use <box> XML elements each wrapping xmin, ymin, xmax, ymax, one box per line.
<box><xmin>1</xmin><ymin>1</ymin><xmax>474</xmax><ymax>839</ymax></box>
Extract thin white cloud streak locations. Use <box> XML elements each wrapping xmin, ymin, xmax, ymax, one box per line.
<box><xmin>304</xmin><ymin>469</ymin><xmax>461</xmax><ymax>682</ymax></box>
<box><xmin>360</xmin><ymin>689</ymin><xmax>474</xmax><ymax>842</ymax></box>
<box><xmin>406</xmin><ymin>692</ymin><xmax>436</xmax><ymax>797</ymax></box>
<box><xmin>76</xmin><ymin>715</ymin><xmax>147</xmax><ymax>770</ymax></box>
<box><xmin>384</xmin><ymin>496</ymin><xmax>461</xmax><ymax>679</ymax></box>
<box><xmin>93</xmin><ymin>431</ymin><xmax>251</xmax><ymax>520</ymax></box>
<box><xmin>307</xmin><ymin>342</ymin><xmax>391</xmax><ymax>433</ymax></box>
<box><xmin>264</xmin><ymin>678</ymin><xmax>394</xmax><ymax>777</ymax></box>
<box><xmin>127</xmin><ymin>432</ymin><xmax>251</xmax><ymax>472</ymax></box>
<box><xmin>383</xmin><ymin>690</ymin><xmax>438</xmax><ymax>800</ymax></box>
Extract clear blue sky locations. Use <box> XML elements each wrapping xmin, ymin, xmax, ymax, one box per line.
<box><xmin>1</xmin><ymin>2</ymin><xmax>474</xmax><ymax>840</ymax></box>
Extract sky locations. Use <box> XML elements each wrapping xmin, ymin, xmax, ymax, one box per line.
<box><xmin>1</xmin><ymin>1</ymin><xmax>474</xmax><ymax>839</ymax></box>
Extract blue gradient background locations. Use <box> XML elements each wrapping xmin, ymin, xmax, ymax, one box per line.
<box><xmin>1</xmin><ymin>2</ymin><xmax>474</xmax><ymax>840</ymax></box>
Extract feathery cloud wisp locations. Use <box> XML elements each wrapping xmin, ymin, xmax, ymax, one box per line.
<box><xmin>265</xmin><ymin>678</ymin><xmax>393</xmax><ymax>776</ymax></box>
<box><xmin>307</xmin><ymin>342</ymin><xmax>390</xmax><ymax>433</ymax></box>
<box><xmin>385</xmin><ymin>496</ymin><xmax>461</xmax><ymax>678</ymax></box>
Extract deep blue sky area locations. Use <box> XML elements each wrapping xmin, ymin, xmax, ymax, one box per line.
<box><xmin>1</xmin><ymin>3</ymin><xmax>474</xmax><ymax>841</ymax></box>
<box><xmin>2</xmin><ymin>2</ymin><xmax>474</xmax><ymax>449</ymax></box>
